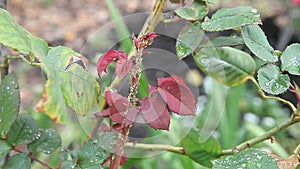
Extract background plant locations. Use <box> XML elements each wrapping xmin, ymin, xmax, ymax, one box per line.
<box><xmin>0</xmin><ymin>0</ymin><xmax>299</xmax><ymax>169</ymax></box>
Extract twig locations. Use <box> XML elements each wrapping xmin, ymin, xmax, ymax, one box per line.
<box><xmin>222</xmin><ymin>114</ymin><xmax>300</xmax><ymax>155</ymax></box>
<box><xmin>250</xmin><ymin>77</ymin><xmax>297</xmax><ymax>113</ymax></box>
<box><xmin>13</xmin><ymin>148</ymin><xmax>53</xmax><ymax>169</ymax></box>
<box><xmin>125</xmin><ymin>142</ymin><xmax>185</xmax><ymax>155</ymax></box>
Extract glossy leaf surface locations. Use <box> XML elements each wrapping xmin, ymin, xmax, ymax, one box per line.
<box><xmin>193</xmin><ymin>47</ymin><xmax>256</xmax><ymax>86</ymax></box>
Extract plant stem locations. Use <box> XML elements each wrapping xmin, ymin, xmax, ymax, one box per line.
<box><xmin>91</xmin><ymin>0</ymin><xmax>166</xmax><ymax>136</ymax></box>
<box><xmin>222</xmin><ymin>114</ymin><xmax>300</xmax><ymax>155</ymax></box>
<box><xmin>125</xmin><ymin>142</ymin><xmax>185</xmax><ymax>154</ymax></box>
<box><xmin>250</xmin><ymin>77</ymin><xmax>297</xmax><ymax>113</ymax></box>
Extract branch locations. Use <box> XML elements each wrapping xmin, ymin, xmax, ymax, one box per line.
<box><xmin>250</xmin><ymin>77</ymin><xmax>297</xmax><ymax>113</ymax></box>
<box><xmin>125</xmin><ymin>142</ymin><xmax>185</xmax><ymax>155</ymax></box>
<box><xmin>222</xmin><ymin>114</ymin><xmax>300</xmax><ymax>155</ymax></box>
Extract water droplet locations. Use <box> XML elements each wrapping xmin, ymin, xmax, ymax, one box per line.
<box><xmin>6</xmin><ymin>86</ymin><xmax>10</xmax><ymax>90</ymax></box>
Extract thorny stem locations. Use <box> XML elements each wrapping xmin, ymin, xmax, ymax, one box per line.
<box><xmin>250</xmin><ymin>77</ymin><xmax>297</xmax><ymax>113</ymax></box>
<box><xmin>12</xmin><ymin>148</ymin><xmax>53</xmax><ymax>169</ymax></box>
<box><xmin>222</xmin><ymin>114</ymin><xmax>300</xmax><ymax>155</ymax></box>
<box><xmin>109</xmin><ymin>0</ymin><xmax>166</xmax><ymax>168</ymax></box>
<box><xmin>91</xmin><ymin>0</ymin><xmax>166</xmax><ymax>138</ymax></box>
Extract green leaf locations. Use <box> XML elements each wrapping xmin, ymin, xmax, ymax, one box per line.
<box><xmin>0</xmin><ymin>8</ymin><xmax>32</xmax><ymax>53</ymax></box>
<box><xmin>175</xmin><ymin>7</ymin><xmax>197</xmax><ymax>21</ymax></box>
<box><xmin>193</xmin><ymin>47</ymin><xmax>256</xmax><ymax>86</ymax></box>
<box><xmin>0</xmin><ymin>73</ymin><xmax>20</xmax><ymax>137</ymax></box>
<box><xmin>0</xmin><ymin>140</ymin><xmax>11</xmax><ymax>161</ymax></box>
<box><xmin>30</xmin><ymin>37</ymin><xmax>49</xmax><ymax>58</ymax></box>
<box><xmin>212</xmin><ymin>148</ymin><xmax>278</xmax><ymax>169</ymax></box>
<box><xmin>7</xmin><ymin>114</ymin><xmax>39</xmax><ymax>146</ymax></box>
<box><xmin>257</xmin><ymin>64</ymin><xmax>290</xmax><ymax>95</ymax></box>
<box><xmin>242</xmin><ymin>25</ymin><xmax>277</xmax><ymax>62</ymax></box>
<box><xmin>175</xmin><ymin>1</ymin><xmax>208</xmax><ymax>21</ymax></box>
<box><xmin>3</xmin><ymin>153</ymin><xmax>30</xmax><ymax>169</ymax></box>
<box><xmin>28</xmin><ymin>129</ymin><xmax>62</xmax><ymax>154</ymax></box>
<box><xmin>193</xmin><ymin>0</ymin><xmax>208</xmax><ymax>20</ymax></box>
<box><xmin>60</xmin><ymin>132</ymin><xmax>116</xmax><ymax>169</ymax></box>
<box><xmin>38</xmin><ymin>46</ymin><xmax>99</xmax><ymax>123</ymax></box>
<box><xmin>281</xmin><ymin>43</ymin><xmax>300</xmax><ymax>75</ymax></box>
<box><xmin>198</xmin><ymin>36</ymin><xmax>244</xmax><ymax>48</ymax></box>
<box><xmin>77</xmin><ymin>140</ymin><xmax>111</xmax><ymax>168</ymax></box>
<box><xmin>176</xmin><ymin>22</ymin><xmax>204</xmax><ymax>59</ymax></box>
<box><xmin>202</xmin><ymin>6</ymin><xmax>261</xmax><ymax>32</ymax></box>
<box><xmin>181</xmin><ymin>128</ymin><xmax>222</xmax><ymax>167</ymax></box>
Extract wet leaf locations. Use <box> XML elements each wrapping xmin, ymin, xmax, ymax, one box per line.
<box><xmin>141</xmin><ymin>90</ymin><xmax>170</xmax><ymax>130</ymax></box>
<box><xmin>193</xmin><ymin>47</ymin><xmax>256</xmax><ymax>86</ymax></box>
<box><xmin>0</xmin><ymin>73</ymin><xmax>20</xmax><ymax>137</ymax></box>
<box><xmin>212</xmin><ymin>148</ymin><xmax>278</xmax><ymax>169</ymax></box>
<box><xmin>28</xmin><ymin>129</ymin><xmax>62</xmax><ymax>154</ymax></box>
<box><xmin>202</xmin><ymin>6</ymin><xmax>261</xmax><ymax>32</ymax></box>
<box><xmin>7</xmin><ymin>114</ymin><xmax>39</xmax><ymax>146</ymax></box>
<box><xmin>97</xmin><ymin>50</ymin><xmax>127</xmax><ymax>77</ymax></box>
<box><xmin>157</xmin><ymin>76</ymin><xmax>196</xmax><ymax>115</ymax></box>
<box><xmin>0</xmin><ymin>140</ymin><xmax>11</xmax><ymax>161</ymax></box>
<box><xmin>181</xmin><ymin>129</ymin><xmax>222</xmax><ymax>167</ymax></box>
<box><xmin>37</xmin><ymin>46</ymin><xmax>99</xmax><ymax>123</ymax></box>
<box><xmin>257</xmin><ymin>64</ymin><xmax>290</xmax><ymax>95</ymax></box>
<box><xmin>176</xmin><ymin>22</ymin><xmax>204</xmax><ymax>59</ymax></box>
<box><xmin>281</xmin><ymin>43</ymin><xmax>300</xmax><ymax>75</ymax></box>
<box><xmin>242</xmin><ymin>25</ymin><xmax>277</xmax><ymax>62</ymax></box>
<box><xmin>3</xmin><ymin>153</ymin><xmax>30</xmax><ymax>169</ymax></box>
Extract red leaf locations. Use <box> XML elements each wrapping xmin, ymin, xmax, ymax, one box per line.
<box><xmin>141</xmin><ymin>90</ymin><xmax>170</xmax><ymax>130</ymax></box>
<box><xmin>100</xmin><ymin>90</ymin><xmax>138</xmax><ymax>126</ymax></box>
<box><xmin>116</xmin><ymin>58</ymin><xmax>133</xmax><ymax>79</ymax></box>
<box><xmin>97</xmin><ymin>50</ymin><xmax>127</xmax><ymax>77</ymax></box>
<box><xmin>132</xmin><ymin>32</ymin><xmax>159</xmax><ymax>50</ymax></box>
<box><xmin>157</xmin><ymin>76</ymin><xmax>196</xmax><ymax>116</ymax></box>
